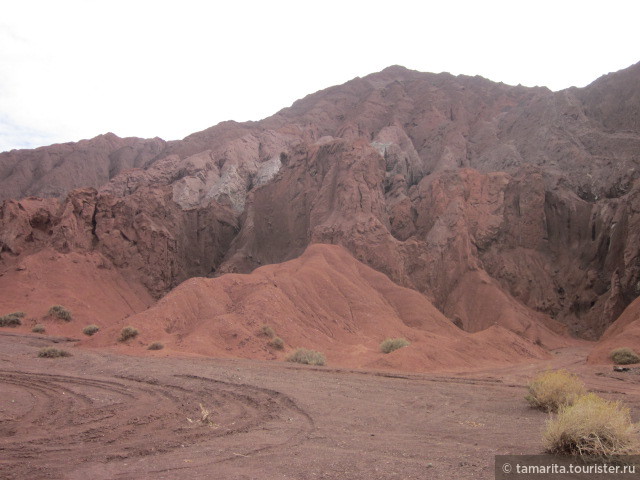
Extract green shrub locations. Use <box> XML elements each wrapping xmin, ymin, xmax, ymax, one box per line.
<box><xmin>286</xmin><ymin>348</ymin><xmax>326</xmax><ymax>366</ymax></box>
<box><xmin>147</xmin><ymin>342</ymin><xmax>164</xmax><ymax>350</ymax></box>
<box><xmin>38</xmin><ymin>347</ymin><xmax>71</xmax><ymax>358</ymax></box>
<box><xmin>268</xmin><ymin>337</ymin><xmax>285</xmax><ymax>350</ymax></box>
<box><xmin>260</xmin><ymin>325</ymin><xmax>276</xmax><ymax>338</ymax></box>
<box><xmin>610</xmin><ymin>347</ymin><xmax>640</xmax><ymax>365</ymax></box>
<box><xmin>544</xmin><ymin>393</ymin><xmax>639</xmax><ymax>458</ymax></box>
<box><xmin>119</xmin><ymin>326</ymin><xmax>139</xmax><ymax>342</ymax></box>
<box><xmin>48</xmin><ymin>305</ymin><xmax>72</xmax><ymax>321</ymax></box>
<box><xmin>82</xmin><ymin>325</ymin><xmax>100</xmax><ymax>336</ymax></box>
<box><xmin>525</xmin><ymin>369</ymin><xmax>586</xmax><ymax>413</ymax></box>
<box><xmin>0</xmin><ymin>313</ymin><xmax>23</xmax><ymax>327</ymax></box>
<box><xmin>32</xmin><ymin>324</ymin><xmax>46</xmax><ymax>333</ymax></box>
<box><xmin>380</xmin><ymin>338</ymin><xmax>410</xmax><ymax>354</ymax></box>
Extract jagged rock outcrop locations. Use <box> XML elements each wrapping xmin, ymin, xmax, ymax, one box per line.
<box><xmin>0</xmin><ymin>187</ymin><xmax>238</xmax><ymax>296</ymax></box>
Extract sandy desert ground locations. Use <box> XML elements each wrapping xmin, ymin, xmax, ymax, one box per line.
<box><xmin>2</xmin><ymin>331</ymin><xmax>639</xmax><ymax>480</ymax></box>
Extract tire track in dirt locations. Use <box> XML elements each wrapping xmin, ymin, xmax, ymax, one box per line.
<box><xmin>0</xmin><ymin>371</ymin><xmax>313</xmax><ymax>479</ymax></box>
<box><xmin>177</xmin><ymin>374</ymin><xmax>315</xmax><ymax>451</ymax></box>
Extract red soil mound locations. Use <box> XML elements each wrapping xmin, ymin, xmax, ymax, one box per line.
<box><xmin>0</xmin><ymin>248</ymin><xmax>153</xmax><ymax>337</ymax></box>
<box><xmin>85</xmin><ymin>244</ymin><xmax>552</xmax><ymax>371</ymax></box>
<box><xmin>443</xmin><ymin>270</ymin><xmax>569</xmax><ymax>350</ymax></box>
<box><xmin>588</xmin><ymin>296</ymin><xmax>640</xmax><ymax>364</ymax></box>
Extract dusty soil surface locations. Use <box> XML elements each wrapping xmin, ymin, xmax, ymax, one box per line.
<box><xmin>2</xmin><ymin>332</ymin><xmax>640</xmax><ymax>480</ymax></box>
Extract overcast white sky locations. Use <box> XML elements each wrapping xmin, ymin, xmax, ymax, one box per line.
<box><xmin>1</xmin><ymin>0</ymin><xmax>638</xmax><ymax>153</ymax></box>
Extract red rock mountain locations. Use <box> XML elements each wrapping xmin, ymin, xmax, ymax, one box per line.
<box><xmin>2</xmin><ymin>62</ymin><xmax>640</xmax><ymax>364</ymax></box>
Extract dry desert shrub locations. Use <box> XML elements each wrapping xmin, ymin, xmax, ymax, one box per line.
<box><xmin>197</xmin><ymin>404</ymin><xmax>215</xmax><ymax>425</ymax></box>
<box><xmin>147</xmin><ymin>342</ymin><xmax>164</xmax><ymax>350</ymax></box>
<box><xmin>32</xmin><ymin>324</ymin><xmax>46</xmax><ymax>333</ymax></box>
<box><xmin>260</xmin><ymin>325</ymin><xmax>276</xmax><ymax>338</ymax></box>
<box><xmin>380</xmin><ymin>337</ymin><xmax>410</xmax><ymax>354</ymax></box>
<box><xmin>48</xmin><ymin>305</ymin><xmax>72</xmax><ymax>321</ymax></box>
<box><xmin>286</xmin><ymin>348</ymin><xmax>326</xmax><ymax>366</ymax></box>
<box><xmin>187</xmin><ymin>404</ymin><xmax>218</xmax><ymax>428</ymax></box>
<box><xmin>610</xmin><ymin>347</ymin><xmax>640</xmax><ymax>365</ymax></box>
<box><xmin>82</xmin><ymin>324</ymin><xmax>100</xmax><ymax>336</ymax></box>
<box><xmin>526</xmin><ymin>369</ymin><xmax>586</xmax><ymax>413</ymax></box>
<box><xmin>268</xmin><ymin>337</ymin><xmax>285</xmax><ymax>350</ymax></box>
<box><xmin>119</xmin><ymin>326</ymin><xmax>139</xmax><ymax>342</ymax></box>
<box><xmin>0</xmin><ymin>312</ymin><xmax>24</xmax><ymax>327</ymax></box>
<box><xmin>38</xmin><ymin>347</ymin><xmax>71</xmax><ymax>358</ymax></box>
<box><xmin>544</xmin><ymin>393</ymin><xmax>639</xmax><ymax>459</ymax></box>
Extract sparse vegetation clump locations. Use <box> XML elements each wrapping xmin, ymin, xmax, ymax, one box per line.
<box><xmin>38</xmin><ymin>347</ymin><xmax>71</xmax><ymax>358</ymax></box>
<box><xmin>286</xmin><ymin>348</ymin><xmax>326</xmax><ymax>366</ymax></box>
<box><xmin>260</xmin><ymin>325</ymin><xmax>276</xmax><ymax>338</ymax></box>
<box><xmin>0</xmin><ymin>312</ymin><xmax>24</xmax><ymax>327</ymax></box>
<box><xmin>544</xmin><ymin>393</ymin><xmax>639</xmax><ymax>459</ymax></box>
<box><xmin>610</xmin><ymin>347</ymin><xmax>640</xmax><ymax>365</ymax></box>
<box><xmin>119</xmin><ymin>326</ymin><xmax>139</xmax><ymax>342</ymax></box>
<box><xmin>260</xmin><ymin>325</ymin><xmax>284</xmax><ymax>349</ymax></box>
<box><xmin>268</xmin><ymin>337</ymin><xmax>285</xmax><ymax>350</ymax></box>
<box><xmin>380</xmin><ymin>338</ymin><xmax>410</xmax><ymax>354</ymax></box>
<box><xmin>48</xmin><ymin>305</ymin><xmax>72</xmax><ymax>322</ymax></box>
<box><xmin>148</xmin><ymin>342</ymin><xmax>164</xmax><ymax>350</ymax></box>
<box><xmin>187</xmin><ymin>403</ymin><xmax>218</xmax><ymax>428</ymax></box>
<box><xmin>526</xmin><ymin>369</ymin><xmax>586</xmax><ymax>413</ymax></box>
<box><xmin>82</xmin><ymin>325</ymin><xmax>100</xmax><ymax>336</ymax></box>
<box><xmin>32</xmin><ymin>324</ymin><xmax>46</xmax><ymax>333</ymax></box>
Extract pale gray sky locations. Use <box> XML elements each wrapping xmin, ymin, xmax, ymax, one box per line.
<box><xmin>1</xmin><ymin>0</ymin><xmax>638</xmax><ymax>152</ymax></box>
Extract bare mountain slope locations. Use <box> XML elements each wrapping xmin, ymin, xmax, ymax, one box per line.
<box><xmin>0</xmin><ymin>133</ymin><xmax>166</xmax><ymax>200</ymax></box>
<box><xmin>2</xmin><ymin>62</ymin><xmax>640</xmax><ymax>343</ymax></box>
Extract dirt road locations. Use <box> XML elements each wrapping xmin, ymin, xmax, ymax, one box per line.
<box><xmin>1</xmin><ymin>332</ymin><xmax>638</xmax><ymax>479</ymax></box>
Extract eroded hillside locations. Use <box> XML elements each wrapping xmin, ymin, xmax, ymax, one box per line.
<box><xmin>2</xmin><ymin>62</ymin><xmax>640</xmax><ymax>344</ymax></box>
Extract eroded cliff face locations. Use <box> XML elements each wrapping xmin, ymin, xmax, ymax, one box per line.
<box><xmin>0</xmin><ymin>187</ymin><xmax>238</xmax><ymax>297</ymax></box>
<box><xmin>2</xmin><ymin>62</ymin><xmax>640</xmax><ymax>339</ymax></box>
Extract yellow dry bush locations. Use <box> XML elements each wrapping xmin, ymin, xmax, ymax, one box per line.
<box><xmin>544</xmin><ymin>393</ymin><xmax>639</xmax><ymax>459</ymax></box>
<box><xmin>380</xmin><ymin>338</ymin><xmax>410</xmax><ymax>354</ymax></box>
<box><xmin>610</xmin><ymin>347</ymin><xmax>640</xmax><ymax>365</ymax></box>
<box><xmin>38</xmin><ymin>347</ymin><xmax>71</xmax><ymax>358</ymax></box>
<box><xmin>286</xmin><ymin>348</ymin><xmax>326</xmax><ymax>366</ymax></box>
<box><xmin>48</xmin><ymin>305</ymin><xmax>72</xmax><ymax>321</ymax></box>
<box><xmin>119</xmin><ymin>326</ymin><xmax>139</xmax><ymax>342</ymax></box>
<box><xmin>260</xmin><ymin>325</ymin><xmax>276</xmax><ymax>338</ymax></box>
<box><xmin>526</xmin><ymin>369</ymin><xmax>585</xmax><ymax>412</ymax></box>
<box><xmin>82</xmin><ymin>324</ymin><xmax>100</xmax><ymax>336</ymax></box>
<box><xmin>187</xmin><ymin>404</ymin><xmax>218</xmax><ymax>428</ymax></box>
<box><xmin>268</xmin><ymin>337</ymin><xmax>285</xmax><ymax>350</ymax></box>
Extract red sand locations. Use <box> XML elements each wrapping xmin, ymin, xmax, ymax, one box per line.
<box><xmin>82</xmin><ymin>244</ymin><xmax>553</xmax><ymax>371</ymax></box>
<box><xmin>0</xmin><ymin>248</ymin><xmax>153</xmax><ymax>338</ymax></box>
